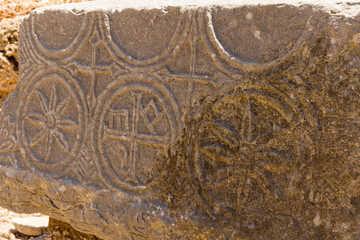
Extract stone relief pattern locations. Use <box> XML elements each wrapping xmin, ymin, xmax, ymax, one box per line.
<box><xmin>21</xmin><ymin>10</ymin><xmax>310</xmax><ymax>191</ymax></box>
<box><xmin>72</xmin><ymin>144</ymin><xmax>98</xmax><ymax>185</ymax></box>
<box><xmin>196</xmin><ymin>9</ymin><xmax>314</xmax><ymax>75</ymax></box>
<box><xmin>92</xmin><ymin>74</ymin><xmax>181</xmax><ymax>192</ymax></box>
<box><xmin>7</xmin><ymin>7</ymin><xmax>359</xmax><ymax>238</ymax></box>
<box><xmin>188</xmin><ymin>84</ymin><xmax>315</xmax><ymax>219</ymax></box>
<box><xmin>0</xmin><ymin>116</ymin><xmax>17</xmax><ymax>167</ymax></box>
<box><xmin>16</xmin><ymin>67</ymin><xmax>87</xmax><ymax>176</ymax></box>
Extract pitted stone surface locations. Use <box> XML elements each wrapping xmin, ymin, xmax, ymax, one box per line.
<box><xmin>1</xmin><ymin>0</ymin><xmax>360</xmax><ymax>239</ymax></box>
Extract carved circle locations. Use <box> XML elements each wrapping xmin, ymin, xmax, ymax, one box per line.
<box><xmin>100</xmin><ymin>10</ymin><xmax>189</xmax><ymax>70</ymax></box>
<box><xmin>93</xmin><ymin>74</ymin><xmax>180</xmax><ymax>192</ymax></box>
<box><xmin>0</xmin><ymin>116</ymin><xmax>17</xmax><ymax>168</ymax></box>
<box><xmin>198</xmin><ymin>9</ymin><xmax>312</xmax><ymax>73</ymax></box>
<box><xmin>17</xmin><ymin>68</ymin><xmax>87</xmax><ymax>176</ymax></box>
<box><xmin>189</xmin><ymin>84</ymin><xmax>313</xmax><ymax>218</ymax></box>
<box><xmin>24</xmin><ymin>12</ymin><xmax>93</xmax><ymax>64</ymax></box>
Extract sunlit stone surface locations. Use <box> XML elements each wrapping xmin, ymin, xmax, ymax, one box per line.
<box><xmin>1</xmin><ymin>0</ymin><xmax>360</xmax><ymax>239</ymax></box>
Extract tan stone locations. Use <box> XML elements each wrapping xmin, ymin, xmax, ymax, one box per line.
<box><xmin>12</xmin><ymin>216</ymin><xmax>48</xmax><ymax>236</ymax></box>
<box><xmin>0</xmin><ymin>0</ymin><xmax>360</xmax><ymax>239</ymax></box>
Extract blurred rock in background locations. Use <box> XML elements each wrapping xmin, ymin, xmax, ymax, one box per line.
<box><xmin>0</xmin><ymin>0</ymin><xmax>88</xmax><ymax>106</ymax></box>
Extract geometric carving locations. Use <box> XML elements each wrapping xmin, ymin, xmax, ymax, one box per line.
<box><xmin>189</xmin><ymin>84</ymin><xmax>313</xmax><ymax>218</ymax></box>
<box><xmin>0</xmin><ymin>116</ymin><xmax>17</xmax><ymax>167</ymax></box>
<box><xmin>17</xmin><ymin>68</ymin><xmax>87</xmax><ymax>176</ymax></box>
<box><xmin>26</xmin><ymin>86</ymin><xmax>74</xmax><ymax>158</ymax></box>
<box><xmin>74</xmin><ymin>147</ymin><xmax>98</xmax><ymax>184</ymax></box>
<box><xmin>108</xmin><ymin>109</ymin><xmax>129</xmax><ymax>131</ymax></box>
<box><xmin>100</xmin><ymin>11</ymin><xmax>189</xmax><ymax>69</ymax></box>
<box><xmin>25</xmin><ymin>13</ymin><xmax>93</xmax><ymax>63</ymax></box>
<box><xmin>2</xmin><ymin>2</ymin><xmax>360</xmax><ymax>239</ymax></box>
<box><xmin>199</xmin><ymin>9</ymin><xmax>312</xmax><ymax>73</ymax></box>
<box><xmin>93</xmin><ymin>74</ymin><xmax>180</xmax><ymax>191</ymax></box>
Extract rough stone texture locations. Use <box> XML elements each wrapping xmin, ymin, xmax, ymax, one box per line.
<box><xmin>47</xmin><ymin>218</ymin><xmax>100</xmax><ymax>240</ymax></box>
<box><xmin>1</xmin><ymin>0</ymin><xmax>360</xmax><ymax>239</ymax></box>
<box><xmin>12</xmin><ymin>216</ymin><xmax>48</xmax><ymax>237</ymax></box>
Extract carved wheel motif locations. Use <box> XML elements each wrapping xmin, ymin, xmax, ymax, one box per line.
<box><xmin>93</xmin><ymin>74</ymin><xmax>180</xmax><ymax>192</ymax></box>
<box><xmin>17</xmin><ymin>68</ymin><xmax>86</xmax><ymax>175</ymax></box>
<box><xmin>189</xmin><ymin>84</ymin><xmax>312</xmax><ymax>218</ymax></box>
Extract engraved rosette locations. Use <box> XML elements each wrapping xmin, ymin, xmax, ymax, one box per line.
<box><xmin>17</xmin><ymin>68</ymin><xmax>87</xmax><ymax>176</ymax></box>
<box><xmin>189</xmin><ymin>83</ymin><xmax>314</xmax><ymax>218</ymax></box>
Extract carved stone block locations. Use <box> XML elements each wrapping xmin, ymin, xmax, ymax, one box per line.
<box><xmin>1</xmin><ymin>0</ymin><xmax>360</xmax><ymax>239</ymax></box>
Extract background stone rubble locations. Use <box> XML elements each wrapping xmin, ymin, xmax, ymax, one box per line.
<box><xmin>0</xmin><ymin>206</ymin><xmax>45</xmax><ymax>240</ymax></box>
<box><xmin>0</xmin><ymin>0</ymin><xmax>88</xmax><ymax>105</ymax></box>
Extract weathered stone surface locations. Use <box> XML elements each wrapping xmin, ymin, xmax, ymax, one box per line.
<box><xmin>12</xmin><ymin>216</ymin><xmax>48</xmax><ymax>236</ymax></box>
<box><xmin>47</xmin><ymin>217</ymin><xmax>100</xmax><ymax>240</ymax></box>
<box><xmin>1</xmin><ymin>0</ymin><xmax>360</xmax><ymax>239</ymax></box>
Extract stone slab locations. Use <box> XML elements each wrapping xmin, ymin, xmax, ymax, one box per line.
<box><xmin>12</xmin><ymin>216</ymin><xmax>48</xmax><ymax>236</ymax></box>
<box><xmin>1</xmin><ymin>0</ymin><xmax>360</xmax><ymax>239</ymax></box>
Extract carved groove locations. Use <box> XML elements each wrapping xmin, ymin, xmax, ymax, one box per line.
<box><xmin>189</xmin><ymin>83</ymin><xmax>314</xmax><ymax>218</ymax></box>
<box><xmin>93</xmin><ymin>73</ymin><xmax>181</xmax><ymax>192</ymax></box>
<box><xmin>17</xmin><ymin>68</ymin><xmax>87</xmax><ymax>176</ymax></box>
